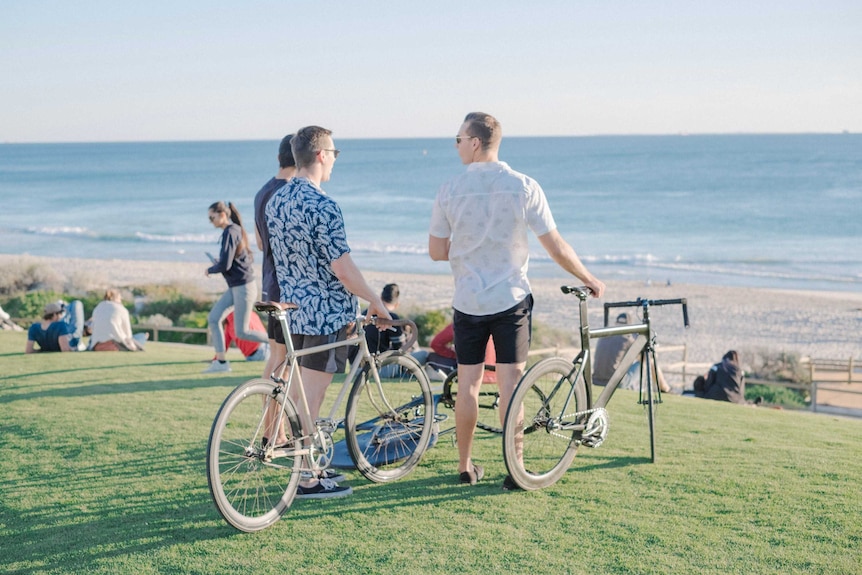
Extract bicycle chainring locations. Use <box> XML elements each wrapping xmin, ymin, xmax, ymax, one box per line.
<box><xmin>311</xmin><ymin>428</ymin><xmax>335</xmax><ymax>469</ymax></box>
<box><xmin>580</xmin><ymin>407</ymin><xmax>609</xmax><ymax>448</ymax></box>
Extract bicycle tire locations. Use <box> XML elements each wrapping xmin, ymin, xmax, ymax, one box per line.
<box><xmin>345</xmin><ymin>352</ymin><xmax>434</xmax><ymax>483</ymax></box>
<box><xmin>440</xmin><ymin>370</ymin><xmax>503</xmax><ymax>434</ymax></box>
<box><xmin>503</xmin><ymin>357</ymin><xmax>588</xmax><ymax>491</ymax></box>
<box><xmin>207</xmin><ymin>379</ymin><xmax>302</xmax><ymax>532</ymax></box>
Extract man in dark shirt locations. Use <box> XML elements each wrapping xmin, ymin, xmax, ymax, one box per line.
<box><xmin>26</xmin><ymin>301</ymin><xmax>83</xmax><ymax>353</ymax></box>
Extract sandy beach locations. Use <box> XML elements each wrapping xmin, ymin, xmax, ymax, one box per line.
<box><xmin>4</xmin><ymin>254</ymin><xmax>861</xmax><ymax>368</ymax></box>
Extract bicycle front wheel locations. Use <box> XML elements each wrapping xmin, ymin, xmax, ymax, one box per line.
<box><xmin>207</xmin><ymin>379</ymin><xmax>302</xmax><ymax>532</ymax></box>
<box><xmin>503</xmin><ymin>357</ymin><xmax>588</xmax><ymax>491</ymax></box>
<box><xmin>345</xmin><ymin>353</ymin><xmax>435</xmax><ymax>482</ymax></box>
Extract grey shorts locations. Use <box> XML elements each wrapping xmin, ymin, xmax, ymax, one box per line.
<box><xmin>291</xmin><ymin>326</ymin><xmax>350</xmax><ymax>373</ymax></box>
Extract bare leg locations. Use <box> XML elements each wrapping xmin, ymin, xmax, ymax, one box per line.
<box><xmin>291</xmin><ymin>367</ymin><xmax>334</xmax><ymax>485</ymax></box>
<box><xmin>262</xmin><ymin>340</ymin><xmax>289</xmax><ymax>445</ymax></box>
<box><xmin>455</xmin><ymin>363</ymin><xmax>484</xmax><ymax>474</ymax></box>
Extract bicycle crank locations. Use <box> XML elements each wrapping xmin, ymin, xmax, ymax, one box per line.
<box><xmin>580</xmin><ymin>407</ymin><xmax>609</xmax><ymax>448</ymax></box>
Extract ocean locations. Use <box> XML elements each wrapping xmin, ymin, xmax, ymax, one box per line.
<box><xmin>1</xmin><ymin>134</ymin><xmax>860</xmax><ymax>292</ymax></box>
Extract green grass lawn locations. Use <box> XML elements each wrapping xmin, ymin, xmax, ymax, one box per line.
<box><xmin>1</xmin><ymin>331</ymin><xmax>860</xmax><ymax>574</ymax></box>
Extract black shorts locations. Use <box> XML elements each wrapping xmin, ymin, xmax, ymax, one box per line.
<box><xmin>291</xmin><ymin>326</ymin><xmax>350</xmax><ymax>373</ymax></box>
<box><xmin>267</xmin><ymin>315</ymin><xmax>286</xmax><ymax>344</ymax></box>
<box><xmin>453</xmin><ymin>294</ymin><xmax>533</xmax><ymax>365</ymax></box>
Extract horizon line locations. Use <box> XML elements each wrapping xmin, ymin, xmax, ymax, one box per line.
<box><xmin>1</xmin><ymin>130</ymin><xmax>856</xmax><ymax>146</ymax></box>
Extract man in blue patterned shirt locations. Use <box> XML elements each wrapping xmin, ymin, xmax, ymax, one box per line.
<box><xmin>265</xmin><ymin>125</ymin><xmax>391</xmax><ymax>499</ymax></box>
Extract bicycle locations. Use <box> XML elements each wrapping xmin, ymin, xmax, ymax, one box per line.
<box><xmin>206</xmin><ymin>301</ymin><xmax>435</xmax><ymax>532</ymax></box>
<box><xmin>502</xmin><ymin>286</ymin><xmax>689</xmax><ymax>491</ymax></box>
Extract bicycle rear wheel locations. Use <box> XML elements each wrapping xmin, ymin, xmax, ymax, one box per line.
<box><xmin>503</xmin><ymin>357</ymin><xmax>588</xmax><ymax>491</ymax></box>
<box><xmin>440</xmin><ymin>370</ymin><xmax>502</xmax><ymax>434</ymax></box>
<box><xmin>207</xmin><ymin>379</ymin><xmax>302</xmax><ymax>532</ymax></box>
<box><xmin>345</xmin><ymin>352</ymin><xmax>435</xmax><ymax>482</ymax></box>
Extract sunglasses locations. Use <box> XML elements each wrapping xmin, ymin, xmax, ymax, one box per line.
<box><xmin>322</xmin><ymin>148</ymin><xmax>341</xmax><ymax>158</ymax></box>
<box><xmin>455</xmin><ymin>135</ymin><xmax>477</xmax><ymax>144</ymax></box>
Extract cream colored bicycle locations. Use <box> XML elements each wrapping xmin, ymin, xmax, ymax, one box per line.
<box><xmin>206</xmin><ymin>302</ymin><xmax>434</xmax><ymax>532</ymax></box>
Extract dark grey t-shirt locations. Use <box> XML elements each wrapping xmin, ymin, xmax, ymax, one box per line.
<box><xmin>253</xmin><ymin>177</ymin><xmax>287</xmax><ymax>301</ymax></box>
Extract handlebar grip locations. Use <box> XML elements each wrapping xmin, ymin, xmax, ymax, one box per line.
<box><xmin>682</xmin><ymin>299</ymin><xmax>690</xmax><ymax>328</ymax></box>
<box><xmin>373</xmin><ymin>318</ymin><xmax>419</xmax><ymax>353</ymax></box>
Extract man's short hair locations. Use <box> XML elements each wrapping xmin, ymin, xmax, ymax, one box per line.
<box><xmin>381</xmin><ymin>283</ymin><xmax>400</xmax><ymax>304</ymax></box>
<box><xmin>290</xmin><ymin>126</ymin><xmax>332</xmax><ymax>169</ymax></box>
<box><xmin>278</xmin><ymin>134</ymin><xmax>296</xmax><ymax>169</ymax></box>
<box><xmin>463</xmin><ymin>112</ymin><xmax>502</xmax><ymax>151</ymax></box>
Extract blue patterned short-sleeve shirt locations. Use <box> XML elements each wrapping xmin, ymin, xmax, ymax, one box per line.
<box><xmin>265</xmin><ymin>177</ymin><xmax>356</xmax><ymax>335</ymax></box>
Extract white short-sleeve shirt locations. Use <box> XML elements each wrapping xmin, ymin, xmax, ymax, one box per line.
<box><xmin>429</xmin><ymin>161</ymin><xmax>556</xmax><ymax>316</ymax></box>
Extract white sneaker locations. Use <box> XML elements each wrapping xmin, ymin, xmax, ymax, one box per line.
<box><xmin>202</xmin><ymin>360</ymin><xmax>231</xmax><ymax>373</ymax></box>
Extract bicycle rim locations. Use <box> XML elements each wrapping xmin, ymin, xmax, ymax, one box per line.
<box><xmin>503</xmin><ymin>357</ymin><xmax>587</xmax><ymax>491</ymax></box>
<box><xmin>345</xmin><ymin>353</ymin><xmax>434</xmax><ymax>482</ymax></box>
<box><xmin>206</xmin><ymin>379</ymin><xmax>302</xmax><ymax>532</ymax></box>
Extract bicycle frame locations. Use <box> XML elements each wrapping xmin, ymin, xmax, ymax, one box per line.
<box><xmin>265</xmin><ymin>305</ymin><xmax>386</xmax><ymax>435</ymax></box>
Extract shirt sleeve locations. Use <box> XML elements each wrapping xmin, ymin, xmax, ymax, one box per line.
<box><xmin>524</xmin><ymin>179</ymin><xmax>556</xmax><ymax>236</ymax></box>
<box><xmin>429</xmin><ymin>189</ymin><xmax>451</xmax><ymax>239</ymax></box>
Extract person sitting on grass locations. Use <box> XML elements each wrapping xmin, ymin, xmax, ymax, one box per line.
<box><xmin>25</xmin><ymin>300</ymin><xmax>84</xmax><ymax>353</ymax></box>
<box><xmin>694</xmin><ymin>350</ymin><xmax>746</xmax><ymax>404</ymax></box>
<box><xmin>88</xmin><ymin>289</ymin><xmax>147</xmax><ymax>351</ymax></box>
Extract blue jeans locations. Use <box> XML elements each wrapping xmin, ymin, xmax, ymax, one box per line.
<box><xmin>64</xmin><ymin>300</ymin><xmax>84</xmax><ymax>349</ymax></box>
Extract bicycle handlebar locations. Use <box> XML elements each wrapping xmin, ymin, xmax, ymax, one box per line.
<box><xmin>253</xmin><ymin>301</ymin><xmax>419</xmax><ymax>352</ymax></box>
<box><xmin>558</xmin><ymin>288</ymin><xmax>689</xmax><ymax>329</ymax></box>
<box><xmin>603</xmin><ymin>298</ymin><xmax>689</xmax><ymax>328</ymax></box>
<box><xmin>370</xmin><ymin>317</ymin><xmax>419</xmax><ymax>353</ymax></box>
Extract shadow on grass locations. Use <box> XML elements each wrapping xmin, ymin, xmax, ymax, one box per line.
<box><xmin>0</xmin><ymin>370</ymin><xmax>244</xmax><ymax>404</ymax></box>
<box><xmin>1</xmin><ymin>444</ymin><xmax>237</xmax><ymax>574</ymax></box>
<box><xmin>2</xmin><ymin>361</ymin><xmax>198</xmax><ymax>382</ymax></box>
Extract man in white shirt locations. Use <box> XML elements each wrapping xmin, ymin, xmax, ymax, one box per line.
<box><xmin>429</xmin><ymin>112</ymin><xmax>605</xmax><ymax>489</ymax></box>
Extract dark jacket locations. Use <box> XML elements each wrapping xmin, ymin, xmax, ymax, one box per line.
<box><xmin>699</xmin><ymin>354</ymin><xmax>746</xmax><ymax>404</ymax></box>
<box><xmin>207</xmin><ymin>224</ymin><xmax>254</xmax><ymax>288</ymax></box>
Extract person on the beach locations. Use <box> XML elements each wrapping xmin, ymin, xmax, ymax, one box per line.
<box><xmin>429</xmin><ymin>112</ymin><xmax>605</xmax><ymax>489</ymax></box>
<box><xmin>26</xmin><ymin>300</ymin><xmax>85</xmax><ymax>353</ymax></box>
<box><xmin>694</xmin><ymin>350</ymin><xmax>746</xmax><ymax>404</ymax></box>
<box><xmin>593</xmin><ymin>312</ymin><xmax>670</xmax><ymax>392</ymax></box>
<box><xmin>204</xmin><ymin>201</ymin><xmax>269</xmax><ymax>373</ymax></box>
<box><xmin>253</xmin><ymin>134</ymin><xmax>296</xmax><ymax>382</ymax></box>
<box><xmin>88</xmin><ymin>289</ymin><xmax>147</xmax><ymax>351</ymax></box>
<box><xmin>265</xmin><ymin>125</ymin><xmax>391</xmax><ymax>499</ymax></box>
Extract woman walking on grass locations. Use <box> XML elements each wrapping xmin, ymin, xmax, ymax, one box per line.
<box><xmin>204</xmin><ymin>201</ymin><xmax>268</xmax><ymax>373</ymax></box>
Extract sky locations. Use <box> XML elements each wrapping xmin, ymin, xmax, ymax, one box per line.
<box><xmin>2</xmin><ymin>1</ymin><xmax>860</xmax><ymax>143</ymax></box>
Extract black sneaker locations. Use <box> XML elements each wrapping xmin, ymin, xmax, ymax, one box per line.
<box><xmin>295</xmin><ymin>478</ymin><xmax>353</xmax><ymax>499</ymax></box>
<box><xmin>301</xmin><ymin>469</ymin><xmax>346</xmax><ymax>483</ymax></box>
<box><xmin>502</xmin><ymin>475</ymin><xmax>523</xmax><ymax>491</ymax></box>
<box><xmin>458</xmin><ymin>464</ymin><xmax>484</xmax><ymax>485</ymax></box>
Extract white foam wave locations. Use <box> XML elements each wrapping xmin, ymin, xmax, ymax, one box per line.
<box><xmin>134</xmin><ymin>231</ymin><xmax>216</xmax><ymax>244</ymax></box>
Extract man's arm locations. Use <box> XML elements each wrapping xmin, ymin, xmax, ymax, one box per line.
<box><xmin>25</xmin><ymin>339</ymin><xmax>37</xmax><ymax>353</ymax></box>
<box><xmin>57</xmin><ymin>334</ymin><xmax>73</xmax><ymax>352</ymax></box>
<box><xmin>331</xmin><ymin>253</ymin><xmax>392</xmax><ymax>320</ymax></box>
<box><xmin>428</xmin><ymin>235</ymin><xmax>450</xmax><ymax>262</ymax></box>
<box><xmin>537</xmin><ymin>229</ymin><xmax>605</xmax><ymax>298</ymax></box>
